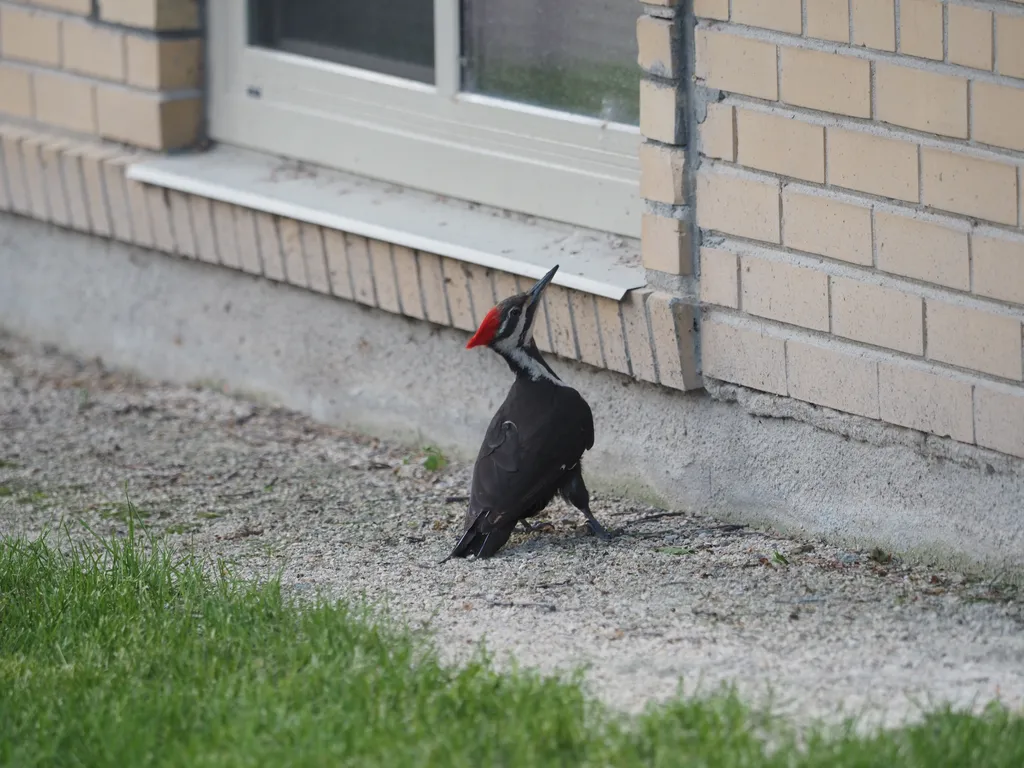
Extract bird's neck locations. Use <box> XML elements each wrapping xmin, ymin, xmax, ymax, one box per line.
<box><xmin>497</xmin><ymin>340</ymin><xmax>564</xmax><ymax>386</ymax></box>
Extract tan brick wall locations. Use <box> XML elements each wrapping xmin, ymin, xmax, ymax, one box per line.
<box><xmin>0</xmin><ymin>0</ymin><xmax>202</xmax><ymax>150</ymax></box>
<box><xmin>690</xmin><ymin>0</ymin><xmax>1024</xmax><ymax>459</ymax></box>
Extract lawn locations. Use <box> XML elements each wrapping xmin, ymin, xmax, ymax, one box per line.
<box><xmin>1</xmin><ymin>508</ymin><xmax>1022</xmax><ymax>767</ymax></box>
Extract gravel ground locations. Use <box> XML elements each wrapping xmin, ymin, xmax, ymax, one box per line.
<box><xmin>2</xmin><ymin>330</ymin><xmax>1023</xmax><ymax>730</ymax></box>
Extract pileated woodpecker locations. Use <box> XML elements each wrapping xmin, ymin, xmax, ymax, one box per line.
<box><xmin>443</xmin><ymin>264</ymin><xmax>610</xmax><ymax>560</ymax></box>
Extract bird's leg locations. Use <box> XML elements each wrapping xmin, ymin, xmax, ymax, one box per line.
<box><xmin>559</xmin><ymin>467</ymin><xmax>612</xmax><ymax>541</ymax></box>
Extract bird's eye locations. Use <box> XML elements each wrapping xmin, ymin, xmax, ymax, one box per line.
<box><xmin>509</xmin><ymin>306</ymin><xmax>521</xmax><ymax>318</ymax></box>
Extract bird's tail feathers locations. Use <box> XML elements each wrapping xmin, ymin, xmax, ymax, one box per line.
<box><xmin>441</xmin><ymin>518</ymin><xmax>514</xmax><ymax>562</ymax></box>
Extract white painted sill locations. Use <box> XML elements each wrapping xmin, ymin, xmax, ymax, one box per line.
<box><xmin>127</xmin><ymin>144</ymin><xmax>645</xmax><ymax>301</ymax></box>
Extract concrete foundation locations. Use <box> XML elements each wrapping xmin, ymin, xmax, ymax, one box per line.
<box><xmin>2</xmin><ymin>214</ymin><xmax>1022</xmax><ymax>578</ymax></box>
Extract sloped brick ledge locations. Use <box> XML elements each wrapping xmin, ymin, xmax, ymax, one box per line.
<box><xmin>0</xmin><ymin>126</ymin><xmax>700</xmax><ymax>392</ymax></box>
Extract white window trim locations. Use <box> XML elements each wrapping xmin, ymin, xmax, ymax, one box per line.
<box><xmin>206</xmin><ymin>2</ymin><xmax>642</xmax><ymax>239</ymax></box>
<box><xmin>127</xmin><ymin>145</ymin><xmax>646</xmax><ymax>300</ymax></box>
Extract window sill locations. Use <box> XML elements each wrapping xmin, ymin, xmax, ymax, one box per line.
<box><xmin>126</xmin><ymin>144</ymin><xmax>645</xmax><ymax>300</ymax></box>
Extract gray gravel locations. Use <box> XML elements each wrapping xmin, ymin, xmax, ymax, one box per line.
<box><xmin>2</xmin><ymin>330</ymin><xmax>1023</xmax><ymax>730</ymax></box>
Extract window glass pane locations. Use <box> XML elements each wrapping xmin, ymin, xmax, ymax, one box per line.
<box><xmin>462</xmin><ymin>0</ymin><xmax>639</xmax><ymax>125</ymax></box>
<box><xmin>249</xmin><ymin>0</ymin><xmax>435</xmax><ymax>84</ymax></box>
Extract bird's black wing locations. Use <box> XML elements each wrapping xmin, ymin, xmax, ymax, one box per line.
<box><xmin>467</xmin><ymin>382</ymin><xmax>593</xmax><ymax>536</ymax></box>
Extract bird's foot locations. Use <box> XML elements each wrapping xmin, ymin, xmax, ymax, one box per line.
<box><xmin>584</xmin><ymin>514</ymin><xmax>612</xmax><ymax>541</ymax></box>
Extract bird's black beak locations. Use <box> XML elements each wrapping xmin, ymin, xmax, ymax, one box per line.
<box><xmin>527</xmin><ymin>264</ymin><xmax>558</xmax><ymax>305</ymax></box>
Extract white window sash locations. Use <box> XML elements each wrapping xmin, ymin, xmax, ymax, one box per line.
<box><xmin>206</xmin><ymin>2</ymin><xmax>641</xmax><ymax>238</ymax></box>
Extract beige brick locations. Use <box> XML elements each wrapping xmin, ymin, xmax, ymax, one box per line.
<box><xmin>63</xmin><ymin>21</ymin><xmax>125</xmax><ymax>81</ymax></box>
<box><xmin>31</xmin><ymin>0</ymin><xmax>91</xmax><ymax>13</ymax></box>
<box><xmin>418</xmin><ymin>252</ymin><xmax>451</xmax><ymax>327</ymax></box>
<box><xmin>973</xmin><ymin>235</ymin><xmax>1024</xmax><ymax>306</ymax></box>
<box><xmin>697</xmin><ymin>169</ymin><xmax>780</xmax><ymax>243</ymax></box>
<box><xmin>229</xmin><ymin>207</ymin><xmax>259</xmax><ymax>273</ymax></box>
<box><xmin>640</xmin><ymin>80</ymin><xmax>679</xmax><ymax>145</ymax></box>
<box><xmin>301</xmin><ymin>224</ymin><xmax>331</xmax><ymax>293</ymax></box>
<box><xmin>20</xmin><ymin>136</ymin><xmax>50</xmax><ymax>221</ymax></box>
<box><xmin>899</xmin><ymin>0</ymin><xmax>943</xmax><ymax>59</ymax></box>
<box><xmin>76</xmin><ymin>146</ymin><xmax>114</xmax><ymax>236</ymax></box>
<box><xmin>701</xmin><ymin>319</ymin><xmax>787</xmax><ymax>395</ymax></box>
<box><xmin>733</xmin><ymin>0</ymin><xmax>802</xmax><ymax>34</ymax></box>
<box><xmin>783</xmin><ymin>189</ymin><xmax>872</xmax><ymax>266</ymax></box>
<box><xmin>168</xmin><ymin>190</ymin><xmax>196</xmax><ymax>258</ymax></box>
<box><xmin>570</xmin><ymin>291</ymin><xmax>604</xmax><ymax>368</ymax></box>
<box><xmin>639</xmin><ymin>141</ymin><xmax>685</xmax><ymax>205</ymax></box>
<box><xmin>972</xmin><ymin>82</ymin><xmax>1024</xmax><ymax>153</ymax></box>
<box><xmin>253</xmin><ymin>213</ymin><xmax>284</xmax><ymax>280</ymax></box>
<box><xmin>926</xmin><ymin>300</ymin><xmax>1023</xmax><ymax>380</ymax></box>
<box><xmin>736</xmin><ymin>109</ymin><xmax>825</xmax><ymax>183</ymax></box>
<box><xmin>322</xmin><ymin>228</ymin><xmax>353</xmax><ymax>299</ymax></box>
<box><xmin>788</xmin><ymin>341</ymin><xmax>879</xmax><ymax>418</ymax></box>
<box><xmin>124</xmin><ymin>169</ymin><xmax>155</xmax><ymax>247</ymax></box>
<box><xmin>921</xmin><ymin>148</ymin><xmax>1017</xmax><ymax>226</ymax></box>
<box><xmin>531</xmin><ymin>290</ymin><xmax>555</xmax><ymax>353</ymax></box>
<box><xmin>211</xmin><ymin>201</ymin><xmax>239</xmax><ymax>270</ymax></box>
<box><xmin>642</xmin><ymin>213</ymin><xmax>691</xmax><ymax>274</ymax></box>
<box><xmin>879</xmin><ymin>363</ymin><xmax>973</xmax><ymax>442</ymax></box>
<box><xmin>492</xmin><ymin>271</ymin><xmax>519</xmax><ymax>303</ymax></box>
<box><xmin>806</xmin><ymin>0</ymin><xmax>851</xmax><ymax>43</ymax></box>
<box><xmin>874</xmin><ymin>211</ymin><xmax>969</xmax><ymax>290</ymax></box>
<box><xmin>369</xmin><ymin>239</ymin><xmax>400</xmax><ymax>311</ymax></box>
<box><xmin>125</xmin><ymin>36</ymin><xmax>202</xmax><ymax>90</ymax></box>
<box><xmin>696</xmin><ymin>29</ymin><xmax>778</xmax><ymax>100</ymax></box>
<box><xmin>875</xmin><ymin>64</ymin><xmax>967</xmax><ymax>138</ymax></box>
<box><xmin>188</xmin><ymin>195</ymin><xmax>217</xmax><ymax>264</ymax></box>
<box><xmin>975</xmin><ymin>387</ymin><xmax>1024</xmax><ymax>458</ymax></box>
<box><xmin>347</xmin><ymin>235</ymin><xmax>377</xmax><ymax>307</ymax></box>
<box><xmin>699</xmin><ymin>247</ymin><xmax>739</xmax><ymax>308</ymax></box>
<box><xmin>648</xmin><ymin>294</ymin><xmax>700</xmax><ymax>390</ymax></box>
<box><xmin>741</xmin><ymin>255</ymin><xmax>830</xmax><ymax>331</ymax></box>
<box><xmin>996</xmin><ymin>14</ymin><xmax>1024</xmax><ymax>79</ymax></box>
<box><xmin>852</xmin><ymin>0</ymin><xmax>895</xmax><ymax>51</ymax></box>
<box><xmin>33</xmin><ymin>72</ymin><xmax>97</xmax><ymax>135</ymax></box>
<box><xmin>100</xmin><ymin>160</ymin><xmax>136</xmax><ymax>244</ymax></box>
<box><xmin>277</xmin><ymin>217</ymin><xmax>305</xmax><ymax>286</ymax></box>
<box><xmin>0</xmin><ymin>65</ymin><xmax>33</xmax><ymax>119</ymax></box>
<box><xmin>621</xmin><ymin>288</ymin><xmax>657</xmax><ymax>382</ymax></box>
<box><xmin>831</xmin><ymin>276</ymin><xmax>923</xmax><ymax>354</ymax></box>
<box><xmin>97</xmin><ymin>88</ymin><xmax>200</xmax><ymax>150</ymax></box>
<box><xmin>0</xmin><ymin>6</ymin><xmax>60</xmax><ymax>66</ymax></box>
<box><xmin>39</xmin><ymin>140</ymin><xmax>69</xmax><ymax>227</ymax></box>
<box><xmin>97</xmin><ymin>0</ymin><xmax>200</xmax><ymax>30</ymax></box>
<box><xmin>545</xmin><ymin>285</ymin><xmax>578</xmax><ymax>360</ymax></box>
<box><xmin>694</xmin><ymin>0</ymin><xmax>729</xmax><ymax>21</ymax></box>
<box><xmin>1</xmin><ymin>131</ymin><xmax>31</xmax><ymax>215</ymax></box>
<box><xmin>947</xmin><ymin>4</ymin><xmax>992</xmax><ymax>70</ymax></box>
<box><xmin>637</xmin><ymin>15</ymin><xmax>676</xmax><ymax>79</ymax></box>
<box><xmin>595</xmin><ymin>296</ymin><xmax>630</xmax><ymax>374</ymax></box>
<box><xmin>59</xmin><ymin>147</ymin><xmax>91</xmax><ymax>231</ymax></box>
<box><xmin>780</xmin><ymin>47</ymin><xmax>870</xmax><ymax>119</ymax></box>
<box><xmin>701</xmin><ymin>102</ymin><xmax>734</xmax><ymax>161</ymax></box>
<box><xmin>146</xmin><ymin>185</ymin><xmax>175</xmax><ymax>254</ymax></box>
<box><xmin>392</xmin><ymin>245</ymin><xmax>424</xmax><ymax>319</ymax></box>
<box><xmin>827</xmin><ymin>129</ymin><xmax>918</xmax><ymax>202</ymax></box>
<box><xmin>441</xmin><ymin>257</ymin><xmax>474</xmax><ymax>330</ymax></box>
<box><xmin>466</xmin><ymin>264</ymin><xmax>495</xmax><ymax>327</ymax></box>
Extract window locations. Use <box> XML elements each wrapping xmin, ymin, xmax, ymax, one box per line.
<box><xmin>208</xmin><ymin>1</ymin><xmax>642</xmax><ymax>238</ymax></box>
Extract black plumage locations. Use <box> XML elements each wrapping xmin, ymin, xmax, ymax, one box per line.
<box><xmin>443</xmin><ymin>265</ymin><xmax>610</xmax><ymax>561</ymax></box>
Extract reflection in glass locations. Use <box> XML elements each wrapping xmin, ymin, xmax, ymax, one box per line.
<box><xmin>462</xmin><ymin>0</ymin><xmax>640</xmax><ymax>125</ymax></box>
<box><xmin>249</xmin><ymin>0</ymin><xmax>435</xmax><ymax>84</ymax></box>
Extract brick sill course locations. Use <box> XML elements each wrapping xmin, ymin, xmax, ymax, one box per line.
<box><xmin>0</xmin><ymin>125</ymin><xmax>701</xmax><ymax>392</ymax></box>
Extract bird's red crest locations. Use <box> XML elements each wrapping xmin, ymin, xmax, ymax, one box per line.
<box><xmin>466</xmin><ymin>307</ymin><xmax>500</xmax><ymax>349</ymax></box>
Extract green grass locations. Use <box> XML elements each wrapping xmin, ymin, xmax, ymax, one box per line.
<box><xmin>1</xmin><ymin>510</ymin><xmax>1023</xmax><ymax>767</ymax></box>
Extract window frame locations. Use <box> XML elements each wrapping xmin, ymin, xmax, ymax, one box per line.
<box><xmin>206</xmin><ymin>1</ymin><xmax>642</xmax><ymax>239</ymax></box>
